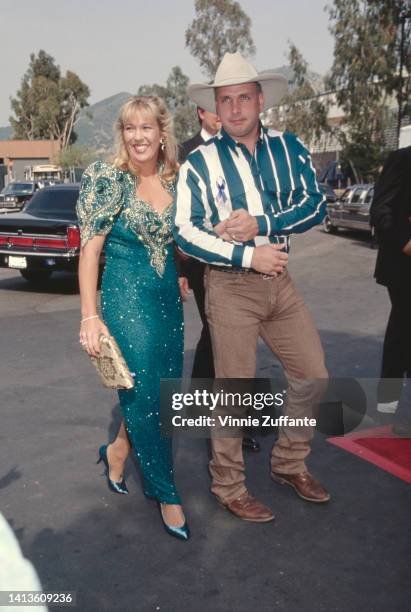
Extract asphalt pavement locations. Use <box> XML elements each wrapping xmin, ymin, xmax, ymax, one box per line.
<box><xmin>1</xmin><ymin>226</ymin><xmax>410</xmax><ymax>612</ymax></box>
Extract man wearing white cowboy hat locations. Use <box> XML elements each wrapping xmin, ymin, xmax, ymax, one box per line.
<box><xmin>174</xmin><ymin>52</ymin><xmax>330</xmax><ymax>523</ymax></box>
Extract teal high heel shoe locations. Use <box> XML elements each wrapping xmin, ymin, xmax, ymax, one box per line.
<box><xmin>97</xmin><ymin>445</ymin><xmax>128</xmax><ymax>495</ymax></box>
<box><xmin>159</xmin><ymin>503</ymin><xmax>190</xmax><ymax>541</ymax></box>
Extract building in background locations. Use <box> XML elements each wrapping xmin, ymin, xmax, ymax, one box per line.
<box><xmin>0</xmin><ymin>140</ymin><xmax>60</xmax><ymax>189</ymax></box>
<box><xmin>263</xmin><ymin>89</ymin><xmax>411</xmax><ymax>180</ymax></box>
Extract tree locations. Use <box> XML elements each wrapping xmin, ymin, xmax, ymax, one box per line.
<box><xmin>57</xmin><ymin>145</ymin><xmax>96</xmax><ymax>170</ymax></box>
<box><xmin>268</xmin><ymin>43</ymin><xmax>330</xmax><ymax>148</ymax></box>
<box><xmin>138</xmin><ymin>66</ymin><xmax>198</xmax><ymax>143</ymax></box>
<box><xmin>165</xmin><ymin>66</ymin><xmax>199</xmax><ymax>143</ymax></box>
<box><xmin>26</xmin><ymin>49</ymin><xmax>61</xmax><ymax>82</ymax></box>
<box><xmin>51</xmin><ymin>71</ymin><xmax>90</xmax><ymax>148</ymax></box>
<box><xmin>185</xmin><ymin>0</ymin><xmax>255</xmax><ymax>78</ymax></box>
<box><xmin>10</xmin><ymin>50</ymin><xmax>90</xmax><ymax>148</ymax></box>
<box><xmin>10</xmin><ymin>75</ymin><xmax>58</xmax><ymax>141</ymax></box>
<box><xmin>327</xmin><ymin>0</ymin><xmax>411</xmax><ymax>178</ymax></box>
<box><xmin>10</xmin><ymin>51</ymin><xmax>61</xmax><ymax>141</ymax></box>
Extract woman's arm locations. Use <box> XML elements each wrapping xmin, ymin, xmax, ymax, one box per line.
<box><xmin>78</xmin><ymin>235</ymin><xmax>110</xmax><ymax>357</ymax></box>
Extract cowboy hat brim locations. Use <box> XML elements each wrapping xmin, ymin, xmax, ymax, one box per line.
<box><xmin>188</xmin><ymin>72</ymin><xmax>288</xmax><ymax>113</ymax></box>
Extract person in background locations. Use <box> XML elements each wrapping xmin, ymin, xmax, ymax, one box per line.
<box><xmin>370</xmin><ymin>145</ymin><xmax>411</xmax><ymax>435</ymax></box>
<box><xmin>178</xmin><ymin>106</ymin><xmax>221</xmax><ymax>381</ymax></box>
<box><xmin>179</xmin><ymin>107</ymin><xmax>222</xmax><ymax>166</ymax></box>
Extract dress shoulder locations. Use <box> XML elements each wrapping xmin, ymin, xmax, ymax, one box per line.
<box><xmin>76</xmin><ymin>161</ymin><xmax>125</xmax><ymax>247</ymax></box>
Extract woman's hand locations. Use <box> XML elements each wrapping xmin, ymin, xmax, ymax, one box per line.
<box><xmin>78</xmin><ymin>236</ymin><xmax>107</xmax><ymax>357</ymax></box>
<box><xmin>79</xmin><ymin>316</ymin><xmax>110</xmax><ymax>357</ymax></box>
<box><xmin>178</xmin><ymin>277</ymin><xmax>191</xmax><ymax>301</ymax></box>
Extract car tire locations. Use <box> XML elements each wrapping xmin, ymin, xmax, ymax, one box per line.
<box><xmin>20</xmin><ymin>270</ymin><xmax>53</xmax><ymax>283</ymax></box>
<box><xmin>323</xmin><ymin>215</ymin><xmax>338</xmax><ymax>234</ymax></box>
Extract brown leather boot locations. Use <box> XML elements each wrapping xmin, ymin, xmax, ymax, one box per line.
<box><xmin>271</xmin><ymin>471</ymin><xmax>330</xmax><ymax>503</ymax></box>
<box><xmin>220</xmin><ymin>491</ymin><xmax>275</xmax><ymax>522</ymax></box>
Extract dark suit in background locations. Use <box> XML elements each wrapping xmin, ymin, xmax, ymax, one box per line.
<box><xmin>179</xmin><ymin>132</ymin><xmax>205</xmax><ymax>164</ymax></box>
<box><xmin>178</xmin><ymin>132</ymin><xmax>215</xmax><ymax>379</ymax></box>
<box><xmin>370</xmin><ymin>146</ymin><xmax>411</xmax><ymax>404</ymax></box>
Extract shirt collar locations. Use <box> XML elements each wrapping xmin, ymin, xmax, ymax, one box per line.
<box><xmin>219</xmin><ymin>123</ymin><xmax>266</xmax><ymax>155</ymax></box>
<box><xmin>200</xmin><ymin>127</ymin><xmax>215</xmax><ymax>142</ymax></box>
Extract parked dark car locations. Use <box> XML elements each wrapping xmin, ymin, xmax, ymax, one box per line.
<box><xmin>319</xmin><ymin>182</ymin><xmax>337</xmax><ymax>205</ymax></box>
<box><xmin>0</xmin><ymin>184</ymin><xmax>83</xmax><ymax>284</ymax></box>
<box><xmin>0</xmin><ymin>181</ymin><xmax>39</xmax><ymax>210</ymax></box>
<box><xmin>323</xmin><ymin>183</ymin><xmax>375</xmax><ymax>238</ymax></box>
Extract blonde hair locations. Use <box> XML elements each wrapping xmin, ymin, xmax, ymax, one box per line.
<box><xmin>112</xmin><ymin>95</ymin><xmax>179</xmax><ymax>181</ymax></box>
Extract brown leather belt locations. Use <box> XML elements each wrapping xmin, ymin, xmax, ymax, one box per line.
<box><xmin>208</xmin><ymin>264</ymin><xmax>275</xmax><ymax>279</ymax></box>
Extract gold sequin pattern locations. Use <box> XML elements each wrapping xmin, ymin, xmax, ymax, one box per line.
<box><xmin>77</xmin><ymin>161</ymin><xmax>175</xmax><ymax>277</ymax></box>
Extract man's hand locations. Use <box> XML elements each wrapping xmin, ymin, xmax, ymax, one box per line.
<box><xmin>225</xmin><ymin>209</ymin><xmax>258</xmax><ymax>242</ymax></box>
<box><xmin>214</xmin><ymin>220</ymin><xmax>232</xmax><ymax>241</ymax></box>
<box><xmin>402</xmin><ymin>239</ymin><xmax>411</xmax><ymax>256</ymax></box>
<box><xmin>178</xmin><ymin>276</ymin><xmax>191</xmax><ymax>301</ymax></box>
<box><xmin>251</xmin><ymin>244</ymin><xmax>288</xmax><ymax>275</ymax></box>
<box><xmin>176</xmin><ymin>246</ymin><xmax>190</xmax><ymax>261</ymax></box>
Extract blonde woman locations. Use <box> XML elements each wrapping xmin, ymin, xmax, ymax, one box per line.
<box><xmin>77</xmin><ymin>95</ymin><xmax>189</xmax><ymax>541</ymax></box>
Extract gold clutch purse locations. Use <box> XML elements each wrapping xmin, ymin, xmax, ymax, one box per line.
<box><xmin>90</xmin><ymin>334</ymin><xmax>135</xmax><ymax>390</ymax></box>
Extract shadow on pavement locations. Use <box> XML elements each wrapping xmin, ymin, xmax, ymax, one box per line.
<box><xmin>0</xmin><ymin>467</ymin><xmax>22</xmax><ymax>490</ymax></box>
<box><xmin>0</xmin><ymin>272</ymin><xmax>79</xmax><ymax>295</ymax></box>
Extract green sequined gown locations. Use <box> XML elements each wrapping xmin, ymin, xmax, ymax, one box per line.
<box><xmin>77</xmin><ymin>161</ymin><xmax>183</xmax><ymax>504</ymax></box>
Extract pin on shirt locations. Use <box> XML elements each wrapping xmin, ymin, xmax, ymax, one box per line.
<box><xmin>216</xmin><ymin>176</ymin><xmax>228</xmax><ymax>206</ymax></box>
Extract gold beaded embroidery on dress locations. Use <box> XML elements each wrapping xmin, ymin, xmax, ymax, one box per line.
<box><xmin>76</xmin><ymin>161</ymin><xmax>175</xmax><ymax>277</ymax></box>
<box><xmin>122</xmin><ymin>172</ymin><xmax>175</xmax><ymax>277</ymax></box>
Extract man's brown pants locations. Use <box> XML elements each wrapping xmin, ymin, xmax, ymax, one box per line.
<box><xmin>205</xmin><ymin>268</ymin><xmax>328</xmax><ymax>504</ymax></box>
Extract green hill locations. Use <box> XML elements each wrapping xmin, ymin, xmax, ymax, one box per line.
<box><xmin>0</xmin><ymin>126</ymin><xmax>13</xmax><ymax>140</ymax></box>
<box><xmin>74</xmin><ymin>91</ymin><xmax>132</xmax><ymax>153</ymax></box>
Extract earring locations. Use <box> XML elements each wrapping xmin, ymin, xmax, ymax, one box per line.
<box><xmin>160</xmin><ymin>138</ymin><xmax>166</xmax><ymax>151</ymax></box>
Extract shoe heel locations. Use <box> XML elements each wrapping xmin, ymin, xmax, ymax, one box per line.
<box><xmin>159</xmin><ymin>504</ymin><xmax>190</xmax><ymax>541</ymax></box>
<box><xmin>96</xmin><ymin>444</ymin><xmax>128</xmax><ymax>495</ymax></box>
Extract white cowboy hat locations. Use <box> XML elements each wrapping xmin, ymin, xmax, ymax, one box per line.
<box><xmin>188</xmin><ymin>52</ymin><xmax>288</xmax><ymax>113</ymax></box>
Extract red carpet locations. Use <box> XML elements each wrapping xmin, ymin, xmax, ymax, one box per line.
<box><xmin>327</xmin><ymin>425</ymin><xmax>411</xmax><ymax>484</ymax></box>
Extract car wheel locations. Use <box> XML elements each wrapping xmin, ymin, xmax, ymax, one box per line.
<box><xmin>323</xmin><ymin>215</ymin><xmax>337</xmax><ymax>234</ymax></box>
<box><xmin>20</xmin><ymin>270</ymin><xmax>53</xmax><ymax>283</ymax></box>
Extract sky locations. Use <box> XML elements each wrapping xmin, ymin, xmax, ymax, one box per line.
<box><xmin>0</xmin><ymin>0</ymin><xmax>334</xmax><ymax>126</ymax></box>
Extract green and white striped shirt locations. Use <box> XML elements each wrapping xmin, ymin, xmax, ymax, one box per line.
<box><xmin>173</xmin><ymin>125</ymin><xmax>326</xmax><ymax>268</ymax></box>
